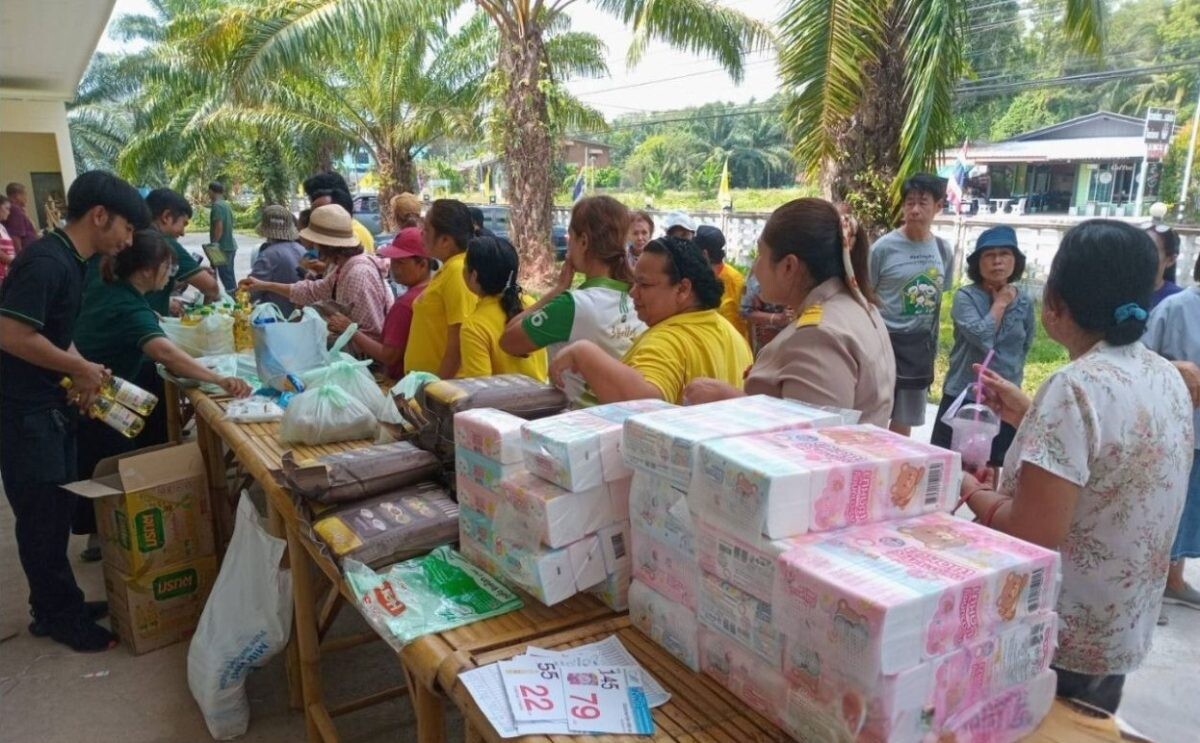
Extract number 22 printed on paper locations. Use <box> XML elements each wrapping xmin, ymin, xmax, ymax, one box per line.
<box><xmin>499</xmin><ymin>659</ymin><xmax>567</xmax><ymax>724</ymax></box>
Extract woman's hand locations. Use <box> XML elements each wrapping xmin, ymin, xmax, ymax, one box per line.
<box><xmin>548</xmin><ymin>342</ymin><xmax>585</xmax><ymax>389</ymax></box>
<box><xmin>554</xmin><ymin>254</ymin><xmax>576</xmax><ymax>293</ymax></box>
<box><xmin>973</xmin><ymin>364</ymin><xmax>1031</xmax><ymax>427</ymax></box>
<box><xmin>990</xmin><ymin>284</ymin><xmax>1018</xmax><ymax>307</ymax></box>
<box><xmin>682</xmin><ymin>378</ymin><xmax>741</xmax><ymax>405</ymax></box>
<box><xmin>217</xmin><ymin>376</ymin><xmax>253</xmax><ymax>398</ymax></box>
<box><xmin>325</xmin><ymin>312</ymin><xmax>352</xmax><ymax>334</ymax></box>
<box><xmin>238</xmin><ymin>276</ymin><xmax>263</xmax><ymax>291</ymax></box>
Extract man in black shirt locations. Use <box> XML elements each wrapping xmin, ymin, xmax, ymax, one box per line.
<box><xmin>0</xmin><ymin>170</ymin><xmax>150</xmax><ymax>652</ymax></box>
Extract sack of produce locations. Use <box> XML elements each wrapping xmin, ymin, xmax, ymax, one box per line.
<box><xmin>281</xmin><ymin>441</ymin><xmax>440</xmax><ymax>504</ymax></box>
<box><xmin>279</xmin><ymin>384</ymin><xmax>379</xmax><ymax>445</ymax></box>
<box><xmin>312</xmin><ymin>482</ymin><xmax>458</xmax><ymax>566</ymax></box>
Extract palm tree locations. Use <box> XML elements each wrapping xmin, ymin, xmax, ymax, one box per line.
<box><xmin>224</xmin><ymin>0</ymin><xmax>769</xmax><ymax>273</ymax></box>
<box><xmin>777</xmin><ymin>0</ymin><xmax>1103</xmax><ymax>230</ymax></box>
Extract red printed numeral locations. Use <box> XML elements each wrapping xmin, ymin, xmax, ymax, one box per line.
<box><xmin>519</xmin><ymin>684</ymin><xmax>555</xmax><ymax>712</ymax></box>
<box><xmin>569</xmin><ymin>692</ymin><xmax>600</xmax><ymax>720</ymax></box>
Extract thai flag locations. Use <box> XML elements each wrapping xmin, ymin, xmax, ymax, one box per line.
<box><xmin>947</xmin><ymin>140</ymin><xmax>969</xmax><ymax>212</ymax></box>
<box><xmin>571</xmin><ymin>166</ymin><xmax>586</xmax><ymax>203</ymax></box>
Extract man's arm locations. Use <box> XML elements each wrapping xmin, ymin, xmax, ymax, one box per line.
<box><xmin>0</xmin><ymin>318</ymin><xmax>108</xmax><ymax>407</ymax></box>
<box><xmin>185</xmin><ymin>269</ymin><xmax>221</xmax><ymax>302</ymax></box>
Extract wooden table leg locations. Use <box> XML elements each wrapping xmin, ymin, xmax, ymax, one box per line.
<box><xmin>404</xmin><ymin>662</ymin><xmax>445</xmax><ymax>743</ymax></box>
<box><xmin>288</xmin><ymin>522</ymin><xmax>329</xmax><ymax>742</ymax></box>
<box><xmin>262</xmin><ymin>494</ymin><xmax>303</xmax><ymax>711</ymax></box>
<box><xmin>164</xmin><ymin>379</ymin><xmax>182</xmax><ymax>443</ymax></box>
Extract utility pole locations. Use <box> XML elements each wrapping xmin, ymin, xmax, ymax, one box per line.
<box><xmin>1179</xmin><ymin>84</ymin><xmax>1200</xmax><ymax>222</ymax></box>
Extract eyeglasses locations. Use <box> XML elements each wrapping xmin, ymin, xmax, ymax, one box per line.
<box><xmin>168</xmin><ymin>262</ymin><xmax>180</xmax><ymax>277</ymax></box>
<box><xmin>1141</xmin><ymin>221</ymin><xmax>1172</xmax><ymax>234</ymax></box>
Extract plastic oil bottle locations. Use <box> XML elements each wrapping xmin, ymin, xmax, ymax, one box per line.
<box><xmin>60</xmin><ymin>378</ymin><xmax>147</xmax><ymax>438</ymax></box>
<box><xmin>233</xmin><ymin>288</ymin><xmax>254</xmax><ymax>352</ymax></box>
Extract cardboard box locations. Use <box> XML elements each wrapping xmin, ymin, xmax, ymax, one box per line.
<box><xmin>103</xmin><ymin>555</ymin><xmax>217</xmax><ymax>655</ymax></box>
<box><xmin>64</xmin><ymin>443</ymin><xmax>213</xmax><ymax>577</ymax></box>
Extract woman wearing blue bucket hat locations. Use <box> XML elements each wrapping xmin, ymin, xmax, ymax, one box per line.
<box><xmin>930</xmin><ymin>225</ymin><xmax>1034</xmax><ymax>467</ymax></box>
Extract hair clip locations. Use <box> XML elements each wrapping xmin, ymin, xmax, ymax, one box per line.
<box><xmin>839</xmin><ymin>213</ymin><xmax>871</xmax><ymax>317</ymax></box>
<box><xmin>1113</xmin><ymin>303</ymin><xmax>1147</xmax><ymax>324</ymax></box>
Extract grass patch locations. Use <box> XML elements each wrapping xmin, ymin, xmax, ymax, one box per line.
<box><xmin>931</xmin><ymin>287</ymin><xmax>1068</xmax><ymax>402</ymax></box>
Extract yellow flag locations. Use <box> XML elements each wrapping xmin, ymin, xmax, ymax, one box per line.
<box><xmin>718</xmin><ymin>157</ymin><xmax>732</xmax><ymax>209</ymax></box>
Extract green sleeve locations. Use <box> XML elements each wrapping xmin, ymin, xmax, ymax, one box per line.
<box><xmin>170</xmin><ymin>237</ymin><xmax>202</xmax><ymax>280</ymax></box>
<box><xmin>129</xmin><ymin>305</ymin><xmax>166</xmax><ymax>349</ymax></box>
<box><xmin>521</xmin><ymin>291</ymin><xmax>577</xmax><ymax>347</ymax></box>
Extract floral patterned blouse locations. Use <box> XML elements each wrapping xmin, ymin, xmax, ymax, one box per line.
<box><xmin>1000</xmin><ymin>341</ymin><xmax>1192</xmax><ymax>675</ymax></box>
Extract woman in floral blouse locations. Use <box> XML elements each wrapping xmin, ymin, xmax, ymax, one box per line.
<box><xmin>961</xmin><ymin>220</ymin><xmax>1192</xmax><ymax>714</ymax></box>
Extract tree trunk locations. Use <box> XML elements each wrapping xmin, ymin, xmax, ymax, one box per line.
<box><xmin>375</xmin><ymin>148</ymin><xmax>417</xmax><ymax>232</ymax></box>
<box><xmin>823</xmin><ymin>6</ymin><xmax>908</xmax><ymax>236</ymax></box>
<box><xmin>498</xmin><ymin>24</ymin><xmax>556</xmax><ymax>285</ymax></box>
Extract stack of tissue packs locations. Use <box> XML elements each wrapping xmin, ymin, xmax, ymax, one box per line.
<box><xmin>629</xmin><ymin>579</ymin><xmax>700</xmax><ymax>671</ymax></box>
<box><xmin>454</xmin><ymin>403</ymin><xmax>670</xmax><ymax>608</ymax></box>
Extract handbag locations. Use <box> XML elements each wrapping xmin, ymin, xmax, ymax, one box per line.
<box><xmin>889</xmin><ymin>328</ymin><xmax>937</xmax><ymax>390</ymax></box>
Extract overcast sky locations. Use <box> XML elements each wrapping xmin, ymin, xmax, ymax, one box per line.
<box><xmin>97</xmin><ymin>0</ymin><xmax>784</xmax><ymax>120</ymax></box>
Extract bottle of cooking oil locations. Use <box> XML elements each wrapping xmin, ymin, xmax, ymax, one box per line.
<box><xmin>233</xmin><ymin>288</ymin><xmax>254</xmax><ymax>351</ymax></box>
<box><xmin>62</xmin><ymin>375</ymin><xmax>159</xmax><ymax>416</ymax></box>
<box><xmin>60</xmin><ymin>379</ymin><xmax>147</xmax><ymax>438</ymax></box>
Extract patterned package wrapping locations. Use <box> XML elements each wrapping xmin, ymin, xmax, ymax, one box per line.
<box><xmin>772</xmin><ymin>512</ymin><xmax>1061</xmax><ymax>685</ymax></box>
<box><xmin>629</xmin><ymin>579</ymin><xmax>700</xmax><ymax>671</ymax></box>
<box><xmin>631</xmin><ymin>524</ymin><xmax>700</xmax><ymax>609</ymax></box>
<box><xmin>696</xmin><ymin>571</ymin><xmax>785</xmax><ymax>668</ymax></box>
<box><xmin>697</xmin><ymin>627</ymin><xmax>787</xmax><ymax>727</ymax></box>
<box><xmin>694</xmin><ymin>517</ymin><xmax>797</xmax><ymax>603</ymax></box>
<box><xmin>453</xmin><ymin>408</ymin><xmax>527</xmax><ymax>464</ymax></box>
<box><xmin>628</xmin><ymin>471</ymin><xmax>695</xmax><ymax>557</ymax></box>
<box><xmin>580</xmin><ymin>399</ymin><xmax>677</xmax><ymax>480</ymax></box>
<box><xmin>454</xmin><ymin>445</ymin><xmax>523</xmax><ymax>494</ymax></box>
<box><xmin>498</xmin><ymin>470</ymin><xmax>617</xmax><ymax>549</ymax></box>
<box><xmin>931</xmin><ymin>669</ymin><xmax>1057</xmax><ymax>743</ymax></box>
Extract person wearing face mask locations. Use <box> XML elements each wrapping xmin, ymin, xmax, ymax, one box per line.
<box><xmin>549</xmin><ymin>235</ymin><xmax>751</xmax><ymax>404</ymax></box>
<box><xmin>0</xmin><ymin>171</ymin><xmax>151</xmax><ymax>653</ymax></box>
<box><xmin>930</xmin><ymin>226</ymin><xmax>1034</xmax><ymax>469</ymax></box>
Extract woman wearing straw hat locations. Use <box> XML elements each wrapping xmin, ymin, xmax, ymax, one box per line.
<box><xmin>240</xmin><ymin>204</ymin><xmax>392</xmax><ymax>339</ymax></box>
<box><xmin>246</xmin><ymin>205</ymin><xmax>305</xmax><ymax>315</ymax></box>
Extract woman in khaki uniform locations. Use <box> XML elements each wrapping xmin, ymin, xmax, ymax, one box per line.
<box><xmin>683</xmin><ymin>198</ymin><xmax>896</xmax><ymax>426</ymax></box>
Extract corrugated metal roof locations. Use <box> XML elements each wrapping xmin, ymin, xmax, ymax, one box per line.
<box><xmin>947</xmin><ymin>136</ymin><xmax>1145</xmax><ymax>163</ymax></box>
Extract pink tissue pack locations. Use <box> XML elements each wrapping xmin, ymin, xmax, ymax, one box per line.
<box><xmin>629</xmin><ymin>471</ymin><xmax>694</xmax><ymax>557</ymax></box>
<box><xmin>631</xmin><ymin>524</ymin><xmax>699</xmax><ymax>609</ymax></box>
<box><xmin>497</xmin><ymin>470</ymin><xmax>617</xmax><ymax>548</ymax></box>
<box><xmin>629</xmin><ymin>579</ymin><xmax>700</xmax><ymax>671</ymax></box>
<box><xmin>693</xmin><ymin>425</ymin><xmax>960</xmax><ymax>539</ymax></box>
<box><xmin>695</xmin><ymin>517</ymin><xmax>798</xmax><ymax>603</ymax></box>
<box><xmin>697</xmin><ymin>627</ymin><xmax>787</xmax><ymax>727</ymax></box>
<box><xmin>453</xmin><ymin>408</ymin><xmax>526</xmax><ymax>464</ymax></box>
<box><xmin>697</xmin><ymin>571</ymin><xmax>785</xmax><ymax>668</ymax></box>
<box><xmin>773</xmin><ymin>512</ymin><xmax>1061</xmax><ymax>684</ymax></box>
<box><xmin>621</xmin><ymin>395</ymin><xmax>840</xmax><ymax>487</ymax></box>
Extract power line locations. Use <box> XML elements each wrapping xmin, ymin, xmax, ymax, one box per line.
<box><xmin>571</xmin><ymin>57</ymin><xmax>775</xmax><ymax>97</ymax></box>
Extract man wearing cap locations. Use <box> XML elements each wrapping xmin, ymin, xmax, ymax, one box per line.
<box><xmin>694</xmin><ymin>225</ymin><xmax>750</xmax><ymax>343</ymax></box>
<box><xmin>662</xmin><ymin>211</ymin><xmax>696</xmax><ymax>240</ymax></box>
<box><xmin>930</xmin><ymin>225</ymin><xmax>1033</xmax><ymax>469</ymax></box>
<box><xmin>247</xmin><ymin>205</ymin><xmax>306</xmax><ymax>315</ymax></box>
<box><xmin>331</xmin><ymin>227</ymin><xmax>432</xmax><ymax>378</ymax></box>
<box><xmin>239</xmin><ymin>204</ymin><xmax>392</xmax><ymax>339</ymax></box>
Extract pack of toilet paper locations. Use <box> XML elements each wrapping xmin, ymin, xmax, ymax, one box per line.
<box><xmin>631</xmin><ymin>524</ymin><xmax>699</xmax><ymax>609</ymax></box>
<box><xmin>697</xmin><ymin>627</ymin><xmax>787</xmax><ymax>727</ymax></box>
<box><xmin>581</xmin><ymin>399</ymin><xmax>676</xmax><ymax>480</ymax></box>
<box><xmin>629</xmin><ymin>471</ymin><xmax>695</xmax><ymax>557</ymax></box>
<box><xmin>694</xmin><ymin>517</ymin><xmax>796</xmax><ymax>603</ymax></box>
<box><xmin>456</xmin><ymin>472</ymin><xmax>502</xmax><ymax>519</ymax></box>
<box><xmin>520</xmin><ymin>409</ymin><xmax>614</xmax><ymax>491</ymax></box>
<box><xmin>932</xmin><ymin>669</ymin><xmax>1057</xmax><ymax>743</ymax></box>
<box><xmin>454</xmin><ymin>408</ymin><xmax>527</xmax><ymax>464</ymax></box>
<box><xmin>772</xmin><ymin>512</ymin><xmax>1061</xmax><ymax>684</ymax></box>
<box><xmin>629</xmin><ymin>579</ymin><xmax>700</xmax><ymax>671</ymax></box>
<box><xmin>692</xmin><ymin>425</ymin><xmax>960</xmax><ymax>540</ymax></box>
<box><xmin>696</xmin><ymin>571</ymin><xmax>784</xmax><ymax>668</ymax></box>
<box><xmin>621</xmin><ymin>396</ymin><xmax>841</xmax><ymax>487</ymax></box>
<box><xmin>497</xmin><ymin>470</ymin><xmax>617</xmax><ymax>548</ymax></box>
<box><xmin>455</xmin><ymin>445</ymin><xmax>522</xmax><ymax>493</ymax></box>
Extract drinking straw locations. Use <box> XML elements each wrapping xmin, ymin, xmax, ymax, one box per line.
<box><xmin>974</xmin><ymin>349</ymin><xmax>996</xmax><ymax>422</ymax></box>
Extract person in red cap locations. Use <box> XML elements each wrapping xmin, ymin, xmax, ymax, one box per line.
<box><xmin>333</xmin><ymin>227</ymin><xmax>433</xmax><ymax>378</ymax></box>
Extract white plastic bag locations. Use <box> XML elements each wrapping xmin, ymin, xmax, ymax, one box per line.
<box><xmin>279</xmin><ymin>384</ymin><xmax>379</xmax><ymax>445</ymax></box>
<box><xmin>187</xmin><ymin>494</ymin><xmax>292</xmax><ymax>740</ymax></box>
<box><xmin>251</xmin><ymin>305</ymin><xmax>331</xmax><ymax>390</ymax></box>
<box><xmin>162</xmin><ymin>314</ymin><xmax>236</xmax><ymax>357</ymax></box>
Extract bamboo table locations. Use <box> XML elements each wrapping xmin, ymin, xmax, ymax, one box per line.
<box><xmin>444</xmin><ymin>615</ymin><xmax>792</xmax><ymax>743</ymax></box>
<box><xmin>180</xmin><ymin>383</ymin><xmax>620</xmax><ymax>743</ymax></box>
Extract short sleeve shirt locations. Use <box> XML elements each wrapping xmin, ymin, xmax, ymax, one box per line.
<box><xmin>869</xmin><ymin>229</ymin><xmax>952</xmax><ymax>333</ymax></box>
<box><xmin>352</xmin><ymin>219</ymin><xmax>376</xmax><ymax>253</ymax></box>
<box><xmin>0</xmin><ymin>230</ymin><xmax>89</xmax><ymax>412</ymax></box>
<box><xmin>209</xmin><ymin>200</ymin><xmax>237</xmax><ymax>252</ymax></box>
<box><xmin>459</xmin><ymin>294</ymin><xmax>548</xmax><ymax>381</ymax></box>
<box><xmin>74</xmin><ymin>279</ymin><xmax>166</xmax><ymax>382</ymax></box>
<box><xmin>404</xmin><ymin>251</ymin><xmax>477</xmax><ymax>374</ymax></box>
<box><xmin>1000</xmin><ymin>341</ymin><xmax>1192</xmax><ymax>674</ymax></box>
<box><xmin>621</xmin><ymin>308</ymin><xmax>753</xmax><ymax>404</ymax></box>
<box><xmin>521</xmin><ymin>277</ymin><xmax>645</xmax><ymax>359</ymax></box>
<box><xmin>716</xmin><ymin>263</ymin><xmax>750</xmax><ymax>342</ymax></box>
<box><xmin>380</xmin><ymin>283</ymin><xmax>427</xmax><ymax>378</ymax></box>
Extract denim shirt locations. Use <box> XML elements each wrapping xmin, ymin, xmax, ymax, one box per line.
<box><xmin>944</xmin><ymin>283</ymin><xmax>1036</xmax><ymax>398</ymax></box>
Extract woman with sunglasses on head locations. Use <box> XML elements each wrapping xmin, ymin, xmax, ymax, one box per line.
<box><xmin>1146</xmin><ymin>222</ymin><xmax>1183</xmax><ymax>310</ymax></box>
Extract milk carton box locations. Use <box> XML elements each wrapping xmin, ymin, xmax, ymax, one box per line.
<box><xmin>697</xmin><ymin>627</ymin><xmax>787</xmax><ymax>727</ymax></box>
<box><xmin>628</xmin><ymin>471</ymin><xmax>694</xmax><ymax>556</ymax></box>
<box><xmin>773</xmin><ymin>512</ymin><xmax>1061</xmax><ymax>684</ymax></box>
<box><xmin>455</xmin><ymin>445</ymin><xmax>522</xmax><ymax>493</ymax></box>
<box><xmin>692</xmin><ymin>425</ymin><xmax>960</xmax><ymax>539</ymax></box>
<box><xmin>581</xmin><ymin>399</ymin><xmax>677</xmax><ymax>480</ymax></box>
<box><xmin>629</xmin><ymin>579</ymin><xmax>700</xmax><ymax>671</ymax></box>
<box><xmin>780</xmin><ymin>611</ymin><xmax>1058</xmax><ymax>743</ymax></box>
<box><xmin>621</xmin><ymin>396</ymin><xmax>840</xmax><ymax>487</ymax></box>
<box><xmin>933</xmin><ymin>669</ymin><xmax>1057</xmax><ymax>743</ymax></box>
<box><xmin>697</xmin><ymin>571</ymin><xmax>784</xmax><ymax>668</ymax></box>
<box><xmin>695</xmin><ymin>517</ymin><xmax>796</xmax><ymax>603</ymax></box>
<box><xmin>498</xmin><ymin>470</ymin><xmax>616</xmax><ymax>548</ymax></box>
<box><xmin>631</xmin><ymin>524</ymin><xmax>699</xmax><ymax>609</ymax></box>
<box><xmin>454</xmin><ymin>408</ymin><xmax>526</xmax><ymax>464</ymax></box>
<box><xmin>520</xmin><ymin>409</ymin><xmax>613</xmax><ymax>491</ymax></box>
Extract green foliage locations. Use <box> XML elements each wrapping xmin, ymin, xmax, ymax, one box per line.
<box><xmin>593</xmin><ymin>166</ymin><xmax>622</xmax><ymax>188</ymax></box>
<box><xmin>551</xmin><ymin>186</ymin><xmax>818</xmax><ymax>211</ymax></box>
<box><xmin>1161</xmin><ymin>119</ymin><xmax>1199</xmax><ymax>220</ymax></box>
<box><xmin>687</xmin><ymin>158</ymin><xmax>722</xmax><ymax>196</ymax></box>
<box><xmin>842</xmin><ymin>167</ymin><xmax>894</xmax><ymax>237</ymax></box>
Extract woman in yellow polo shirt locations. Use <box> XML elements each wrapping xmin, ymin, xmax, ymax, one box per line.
<box><xmin>549</xmin><ymin>235</ymin><xmax>751</xmax><ymax>404</ymax></box>
<box><xmin>459</xmin><ymin>236</ymin><xmax>547</xmax><ymax>380</ymax></box>
<box><xmin>404</xmin><ymin>200</ymin><xmax>478</xmax><ymax>376</ymax></box>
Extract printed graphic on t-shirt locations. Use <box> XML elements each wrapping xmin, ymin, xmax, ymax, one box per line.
<box><xmin>901</xmin><ymin>268</ymin><xmax>942</xmax><ymax>316</ymax></box>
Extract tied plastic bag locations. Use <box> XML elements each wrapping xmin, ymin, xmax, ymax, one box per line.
<box><xmin>343</xmin><ymin>545</ymin><xmax>522</xmax><ymax>650</ymax></box>
<box><xmin>251</xmin><ymin>305</ymin><xmax>335</xmax><ymax>391</ymax></box>
<box><xmin>162</xmin><ymin>313</ymin><xmax>236</xmax><ymax>357</ymax></box>
<box><xmin>187</xmin><ymin>494</ymin><xmax>292</xmax><ymax>740</ymax></box>
<box><xmin>279</xmin><ymin>384</ymin><xmax>379</xmax><ymax>445</ymax></box>
<box><xmin>300</xmin><ymin>358</ymin><xmax>401</xmax><ymax>424</ymax></box>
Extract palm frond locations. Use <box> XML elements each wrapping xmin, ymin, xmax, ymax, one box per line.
<box><xmin>897</xmin><ymin>0</ymin><xmax>967</xmax><ymax>184</ymax></box>
<box><xmin>1063</xmin><ymin>0</ymin><xmax>1104</xmax><ymax>56</ymax></box>
<box><xmin>543</xmin><ymin>31</ymin><xmax>609</xmax><ymax>81</ymax></box>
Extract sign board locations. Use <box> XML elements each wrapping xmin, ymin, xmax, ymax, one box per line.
<box><xmin>1144</xmin><ymin>108</ymin><xmax>1176</xmax><ymax>161</ymax></box>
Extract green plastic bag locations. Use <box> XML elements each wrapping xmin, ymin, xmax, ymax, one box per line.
<box><xmin>344</xmin><ymin>546</ymin><xmax>522</xmax><ymax>649</ymax></box>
